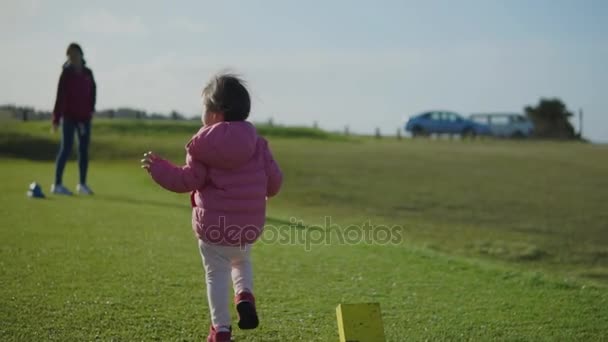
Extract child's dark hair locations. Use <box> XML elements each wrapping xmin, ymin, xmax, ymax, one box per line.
<box><xmin>202</xmin><ymin>73</ymin><xmax>250</xmax><ymax>121</ymax></box>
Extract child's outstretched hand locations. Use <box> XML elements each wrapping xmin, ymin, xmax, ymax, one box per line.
<box><xmin>141</xmin><ymin>151</ymin><xmax>159</xmax><ymax>173</ymax></box>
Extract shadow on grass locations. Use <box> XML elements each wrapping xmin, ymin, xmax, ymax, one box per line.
<box><xmin>580</xmin><ymin>271</ymin><xmax>608</xmax><ymax>282</ymax></box>
<box><xmin>265</xmin><ymin>217</ymin><xmax>308</xmax><ymax>229</ymax></box>
<box><xmin>94</xmin><ymin>194</ymin><xmax>190</xmax><ymax>210</ymax></box>
<box><xmin>467</xmin><ymin>240</ymin><xmax>548</xmax><ymax>262</ymax></box>
<box><xmin>93</xmin><ymin>197</ymin><xmax>312</xmax><ymax>232</ymax></box>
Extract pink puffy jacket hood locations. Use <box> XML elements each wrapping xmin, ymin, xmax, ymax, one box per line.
<box><xmin>188</xmin><ymin>121</ymin><xmax>258</xmax><ymax>169</ymax></box>
<box><xmin>148</xmin><ymin>121</ymin><xmax>283</xmax><ymax>246</ymax></box>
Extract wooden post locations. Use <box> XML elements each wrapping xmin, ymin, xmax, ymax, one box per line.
<box><xmin>579</xmin><ymin>108</ymin><xmax>583</xmax><ymax>138</ymax></box>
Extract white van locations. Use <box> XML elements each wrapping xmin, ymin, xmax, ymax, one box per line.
<box><xmin>469</xmin><ymin>113</ymin><xmax>534</xmax><ymax>138</ymax></box>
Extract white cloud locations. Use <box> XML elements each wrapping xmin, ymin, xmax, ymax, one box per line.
<box><xmin>72</xmin><ymin>9</ymin><xmax>147</xmax><ymax>35</ymax></box>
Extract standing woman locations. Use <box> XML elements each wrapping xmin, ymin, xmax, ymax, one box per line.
<box><xmin>51</xmin><ymin>43</ymin><xmax>96</xmax><ymax>195</ymax></box>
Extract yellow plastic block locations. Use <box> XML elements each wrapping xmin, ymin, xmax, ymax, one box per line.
<box><xmin>336</xmin><ymin>303</ymin><xmax>385</xmax><ymax>342</ymax></box>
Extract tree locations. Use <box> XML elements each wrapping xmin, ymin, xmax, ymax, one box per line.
<box><xmin>524</xmin><ymin>98</ymin><xmax>576</xmax><ymax>139</ymax></box>
<box><xmin>170</xmin><ymin>110</ymin><xmax>184</xmax><ymax>120</ymax></box>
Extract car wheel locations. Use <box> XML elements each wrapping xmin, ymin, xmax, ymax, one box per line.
<box><xmin>462</xmin><ymin>127</ymin><xmax>476</xmax><ymax>139</ymax></box>
<box><xmin>412</xmin><ymin>126</ymin><xmax>426</xmax><ymax>138</ymax></box>
<box><xmin>511</xmin><ymin>131</ymin><xmax>525</xmax><ymax>139</ymax></box>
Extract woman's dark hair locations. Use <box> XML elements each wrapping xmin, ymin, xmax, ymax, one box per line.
<box><xmin>67</xmin><ymin>43</ymin><xmax>83</xmax><ymax>55</ymax></box>
<box><xmin>202</xmin><ymin>73</ymin><xmax>250</xmax><ymax>121</ymax></box>
<box><xmin>66</xmin><ymin>42</ymin><xmax>86</xmax><ymax>65</ymax></box>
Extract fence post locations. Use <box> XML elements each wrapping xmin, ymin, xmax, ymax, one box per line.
<box><xmin>579</xmin><ymin>108</ymin><xmax>583</xmax><ymax>138</ymax></box>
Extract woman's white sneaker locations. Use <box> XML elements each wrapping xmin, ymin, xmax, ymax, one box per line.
<box><xmin>51</xmin><ymin>184</ymin><xmax>73</xmax><ymax>195</ymax></box>
<box><xmin>76</xmin><ymin>184</ymin><xmax>94</xmax><ymax>195</ymax></box>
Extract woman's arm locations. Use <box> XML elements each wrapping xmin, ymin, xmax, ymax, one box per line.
<box><xmin>52</xmin><ymin>71</ymin><xmax>67</xmax><ymax>125</ymax></box>
<box><xmin>89</xmin><ymin>68</ymin><xmax>96</xmax><ymax>113</ymax></box>
<box><xmin>142</xmin><ymin>152</ymin><xmax>207</xmax><ymax>193</ymax></box>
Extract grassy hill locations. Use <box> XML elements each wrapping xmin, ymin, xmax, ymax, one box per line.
<box><xmin>1</xmin><ymin>119</ymin><xmax>607</xmax><ymax>340</ymax></box>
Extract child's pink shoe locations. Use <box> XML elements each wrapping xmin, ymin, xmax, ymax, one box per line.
<box><xmin>234</xmin><ymin>291</ymin><xmax>259</xmax><ymax>330</ymax></box>
<box><xmin>207</xmin><ymin>325</ymin><xmax>231</xmax><ymax>342</ymax></box>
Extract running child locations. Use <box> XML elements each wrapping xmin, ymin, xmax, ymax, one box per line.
<box><xmin>142</xmin><ymin>73</ymin><xmax>283</xmax><ymax>342</ymax></box>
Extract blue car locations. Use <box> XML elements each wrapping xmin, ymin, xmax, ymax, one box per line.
<box><xmin>405</xmin><ymin>111</ymin><xmax>491</xmax><ymax>137</ymax></box>
<box><xmin>469</xmin><ymin>113</ymin><xmax>534</xmax><ymax>138</ymax></box>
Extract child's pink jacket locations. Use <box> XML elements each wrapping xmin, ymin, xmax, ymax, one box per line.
<box><xmin>148</xmin><ymin>121</ymin><xmax>283</xmax><ymax>246</ymax></box>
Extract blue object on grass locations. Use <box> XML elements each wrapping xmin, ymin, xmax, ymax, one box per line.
<box><xmin>27</xmin><ymin>182</ymin><xmax>45</xmax><ymax>198</ymax></box>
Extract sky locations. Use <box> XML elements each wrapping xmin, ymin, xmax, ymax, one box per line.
<box><xmin>1</xmin><ymin>0</ymin><xmax>607</xmax><ymax>141</ymax></box>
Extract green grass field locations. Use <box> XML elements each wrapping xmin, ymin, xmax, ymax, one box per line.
<box><xmin>1</xmin><ymin>120</ymin><xmax>607</xmax><ymax>341</ymax></box>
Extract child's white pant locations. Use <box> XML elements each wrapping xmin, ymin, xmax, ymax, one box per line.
<box><xmin>198</xmin><ymin>240</ymin><xmax>253</xmax><ymax>328</ymax></box>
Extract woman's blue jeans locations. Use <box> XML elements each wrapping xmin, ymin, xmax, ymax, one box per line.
<box><xmin>55</xmin><ymin>119</ymin><xmax>91</xmax><ymax>185</ymax></box>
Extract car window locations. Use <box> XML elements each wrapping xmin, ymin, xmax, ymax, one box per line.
<box><xmin>490</xmin><ymin>116</ymin><xmax>510</xmax><ymax>125</ymax></box>
<box><xmin>431</xmin><ymin>112</ymin><xmax>441</xmax><ymax>121</ymax></box>
<box><xmin>471</xmin><ymin>116</ymin><xmax>488</xmax><ymax>124</ymax></box>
